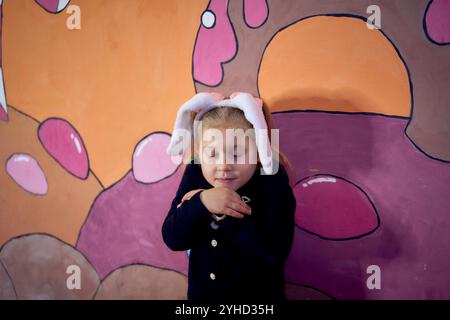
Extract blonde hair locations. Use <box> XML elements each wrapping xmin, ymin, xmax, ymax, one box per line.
<box><xmin>184</xmin><ymin>100</ymin><xmax>294</xmax><ymax>186</ymax></box>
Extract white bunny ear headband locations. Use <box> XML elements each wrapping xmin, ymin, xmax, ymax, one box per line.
<box><xmin>166</xmin><ymin>92</ymin><xmax>275</xmax><ymax>175</ymax></box>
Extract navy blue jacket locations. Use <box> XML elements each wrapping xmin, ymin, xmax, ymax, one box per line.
<box><xmin>161</xmin><ymin>160</ymin><xmax>296</xmax><ymax>301</ymax></box>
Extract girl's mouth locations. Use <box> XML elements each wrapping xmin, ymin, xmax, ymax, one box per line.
<box><xmin>216</xmin><ymin>177</ymin><xmax>236</xmax><ymax>184</ymax></box>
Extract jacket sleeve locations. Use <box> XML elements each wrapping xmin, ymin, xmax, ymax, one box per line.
<box><xmin>161</xmin><ymin>164</ymin><xmax>213</xmax><ymax>251</ymax></box>
<box><xmin>220</xmin><ymin>165</ymin><xmax>296</xmax><ymax>267</ymax></box>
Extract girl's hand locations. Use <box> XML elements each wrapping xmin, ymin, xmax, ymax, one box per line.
<box><xmin>176</xmin><ymin>189</ymin><xmax>205</xmax><ymax>208</ymax></box>
<box><xmin>199</xmin><ymin>187</ymin><xmax>252</xmax><ymax>219</ymax></box>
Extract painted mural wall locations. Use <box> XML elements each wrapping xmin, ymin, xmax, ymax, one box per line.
<box><xmin>1</xmin><ymin>0</ymin><xmax>450</xmax><ymax>299</ymax></box>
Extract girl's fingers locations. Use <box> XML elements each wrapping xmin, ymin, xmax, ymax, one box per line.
<box><xmin>228</xmin><ymin>200</ymin><xmax>252</xmax><ymax>215</ymax></box>
<box><xmin>228</xmin><ymin>192</ymin><xmax>252</xmax><ymax>213</ymax></box>
<box><xmin>223</xmin><ymin>207</ymin><xmax>244</xmax><ymax>219</ymax></box>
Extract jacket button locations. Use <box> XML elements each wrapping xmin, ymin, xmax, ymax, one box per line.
<box><xmin>209</xmin><ymin>272</ymin><xmax>216</xmax><ymax>280</ymax></box>
<box><xmin>210</xmin><ymin>221</ymin><xmax>220</xmax><ymax>230</ymax></box>
<box><xmin>211</xmin><ymin>239</ymin><xmax>217</xmax><ymax>247</ymax></box>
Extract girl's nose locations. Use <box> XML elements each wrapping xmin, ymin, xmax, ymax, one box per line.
<box><xmin>216</xmin><ymin>161</ymin><xmax>233</xmax><ymax>171</ymax></box>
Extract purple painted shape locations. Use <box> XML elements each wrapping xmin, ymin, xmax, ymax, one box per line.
<box><xmin>6</xmin><ymin>153</ymin><xmax>48</xmax><ymax>195</ymax></box>
<box><xmin>132</xmin><ymin>133</ymin><xmax>182</xmax><ymax>184</ymax></box>
<box><xmin>244</xmin><ymin>0</ymin><xmax>268</xmax><ymax>28</ymax></box>
<box><xmin>294</xmin><ymin>175</ymin><xmax>378</xmax><ymax>240</ymax></box>
<box><xmin>76</xmin><ymin>167</ymin><xmax>187</xmax><ymax>279</ymax></box>
<box><xmin>425</xmin><ymin>0</ymin><xmax>450</xmax><ymax>44</ymax></box>
<box><xmin>275</xmin><ymin>111</ymin><xmax>450</xmax><ymax>299</ymax></box>
<box><xmin>34</xmin><ymin>0</ymin><xmax>59</xmax><ymax>12</ymax></box>
<box><xmin>34</xmin><ymin>0</ymin><xmax>70</xmax><ymax>13</ymax></box>
<box><xmin>0</xmin><ymin>104</ymin><xmax>7</xmax><ymax>121</ymax></box>
<box><xmin>193</xmin><ymin>0</ymin><xmax>237</xmax><ymax>86</ymax></box>
<box><xmin>38</xmin><ymin>118</ymin><xmax>89</xmax><ymax>179</ymax></box>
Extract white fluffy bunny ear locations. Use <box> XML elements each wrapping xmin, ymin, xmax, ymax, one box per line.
<box><xmin>226</xmin><ymin>92</ymin><xmax>274</xmax><ymax>175</ymax></box>
<box><xmin>166</xmin><ymin>92</ymin><xmax>224</xmax><ymax>158</ymax></box>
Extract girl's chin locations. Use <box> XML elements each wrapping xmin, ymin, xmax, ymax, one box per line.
<box><xmin>214</xmin><ymin>180</ymin><xmax>239</xmax><ymax>190</ymax></box>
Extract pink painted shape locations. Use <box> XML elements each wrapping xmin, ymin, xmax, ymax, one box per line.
<box><xmin>0</xmin><ymin>104</ymin><xmax>7</xmax><ymax>121</ymax></box>
<box><xmin>425</xmin><ymin>0</ymin><xmax>450</xmax><ymax>44</ymax></box>
<box><xmin>244</xmin><ymin>0</ymin><xmax>268</xmax><ymax>28</ymax></box>
<box><xmin>38</xmin><ymin>118</ymin><xmax>89</xmax><ymax>179</ymax></box>
<box><xmin>6</xmin><ymin>153</ymin><xmax>48</xmax><ymax>195</ymax></box>
<box><xmin>193</xmin><ymin>0</ymin><xmax>237</xmax><ymax>86</ymax></box>
<box><xmin>132</xmin><ymin>133</ymin><xmax>182</xmax><ymax>183</ymax></box>
<box><xmin>294</xmin><ymin>175</ymin><xmax>378</xmax><ymax>239</ymax></box>
<box><xmin>34</xmin><ymin>0</ymin><xmax>59</xmax><ymax>12</ymax></box>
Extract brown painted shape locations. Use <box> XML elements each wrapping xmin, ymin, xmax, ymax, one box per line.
<box><xmin>94</xmin><ymin>265</ymin><xmax>187</xmax><ymax>300</ymax></box>
<box><xmin>196</xmin><ymin>0</ymin><xmax>450</xmax><ymax>161</ymax></box>
<box><xmin>0</xmin><ymin>261</ymin><xmax>17</xmax><ymax>299</ymax></box>
<box><xmin>0</xmin><ymin>234</ymin><xmax>100</xmax><ymax>299</ymax></box>
<box><xmin>285</xmin><ymin>282</ymin><xmax>333</xmax><ymax>300</ymax></box>
<box><xmin>0</xmin><ymin>107</ymin><xmax>102</xmax><ymax>246</ymax></box>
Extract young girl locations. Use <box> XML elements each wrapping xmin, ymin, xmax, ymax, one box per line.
<box><xmin>161</xmin><ymin>92</ymin><xmax>296</xmax><ymax>301</ymax></box>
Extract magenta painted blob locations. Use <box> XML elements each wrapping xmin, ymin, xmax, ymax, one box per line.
<box><xmin>6</xmin><ymin>153</ymin><xmax>48</xmax><ymax>195</ymax></box>
<box><xmin>244</xmin><ymin>0</ymin><xmax>268</xmax><ymax>28</ymax></box>
<box><xmin>294</xmin><ymin>175</ymin><xmax>379</xmax><ymax>240</ymax></box>
<box><xmin>193</xmin><ymin>0</ymin><xmax>237</xmax><ymax>86</ymax></box>
<box><xmin>0</xmin><ymin>104</ymin><xmax>7</xmax><ymax>121</ymax></box>
<box><xmin>132</xmin><ymin>133</ymin><xmax>182</xmax><ymax>184</ymax></box>
<box><xmin>38</xmin><ymin>118</ymin><xmax>89</xmax><ymax>179</ymax></box>
<box><xmin>425</xmin><ymin>0</ymin><xmax>450</xmax><ymax>44</ymax></box>
<box><xmin>34</xmin><ymin>0</ymin><xmax>71</xmax><ymax>13</ymax></box>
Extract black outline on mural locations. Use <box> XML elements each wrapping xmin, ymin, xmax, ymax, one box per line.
<box><xmin>37</xmin><ymin>117</ymin><xmax>91</xmax><ymax>181</ymax></box>
<box><xmin>422</xmin><ymin>0</ymin><xmax>450</xmax><ymax>46</ymax></box>
<box><xmin>4</xmin><ymin>152</ymin><xmax>49</xmax><ymax>196</ymax></box>
<box><xmin>75</xmin><ymin>157</ymin><xmax>183</xmax><ymax>263</ymax></box>
<box><xmin>33</xmin><ymin>0</ymin><xmax>72</xmax><ymax>15</ymax></box>
<box><xmin>8</xmin><ymin>105</ymin><xmax>105</xmax><ymax>189</ymax></box>
<box><xmin>272</xmin><ymin>108</ymin><xmax>409</xmax><ymax>120</ymax></box>
<box><xmin>131</xmin><ymin>131</ymin><xmax>182</xmax><ymax>186</ymax></box>
<box><xmin>93</xmin><ymin>263</ymin><xmax>188</xmax><ymax>299</ymax></box>
<box><xmin>285</xmin><ymin>280</ymin><xmax>337</xmax><ymax>300</ymax></box>
<box><xmin>292</xmin><ymin>173</ymin><xmax>380</xmax><ymax>241</ymax></box>
<box><xmin>256</xmin><ymin>13</ymin><xmax>450</xmax><ymax>164</ymax></box>
<box><xmin>0</xmin><ymin>232</ymin><xmax>100</xmax><ymax>299</ymax></box>
<box><xmin>5</xmin><ymin>106</ymin><xmax>105</xmax><ymax>189</ymax></box>
<box><xmin>192</xmin><ymin>0</ymin><xmax>240</xmax><ymax>88</ymax></box>
<box><xmin>242</xmin><ymin>0</ymin><xmax>269</xmax><ymax>29</ymax></box>
<box><xmin>0</xmin><ymin>259</ymin><xmax>18</xmax><ymax>299</ymax></box>
<box><xmin>200</xmin><ymin>9</ymin><xmax>217</xmax><ymax>29</ymax></box>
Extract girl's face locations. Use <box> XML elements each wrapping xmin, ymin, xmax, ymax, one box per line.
<box><xmin>199</xmin><ymin>127</ymin><xmax>258</xmax><ymax>191</ymax></box>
